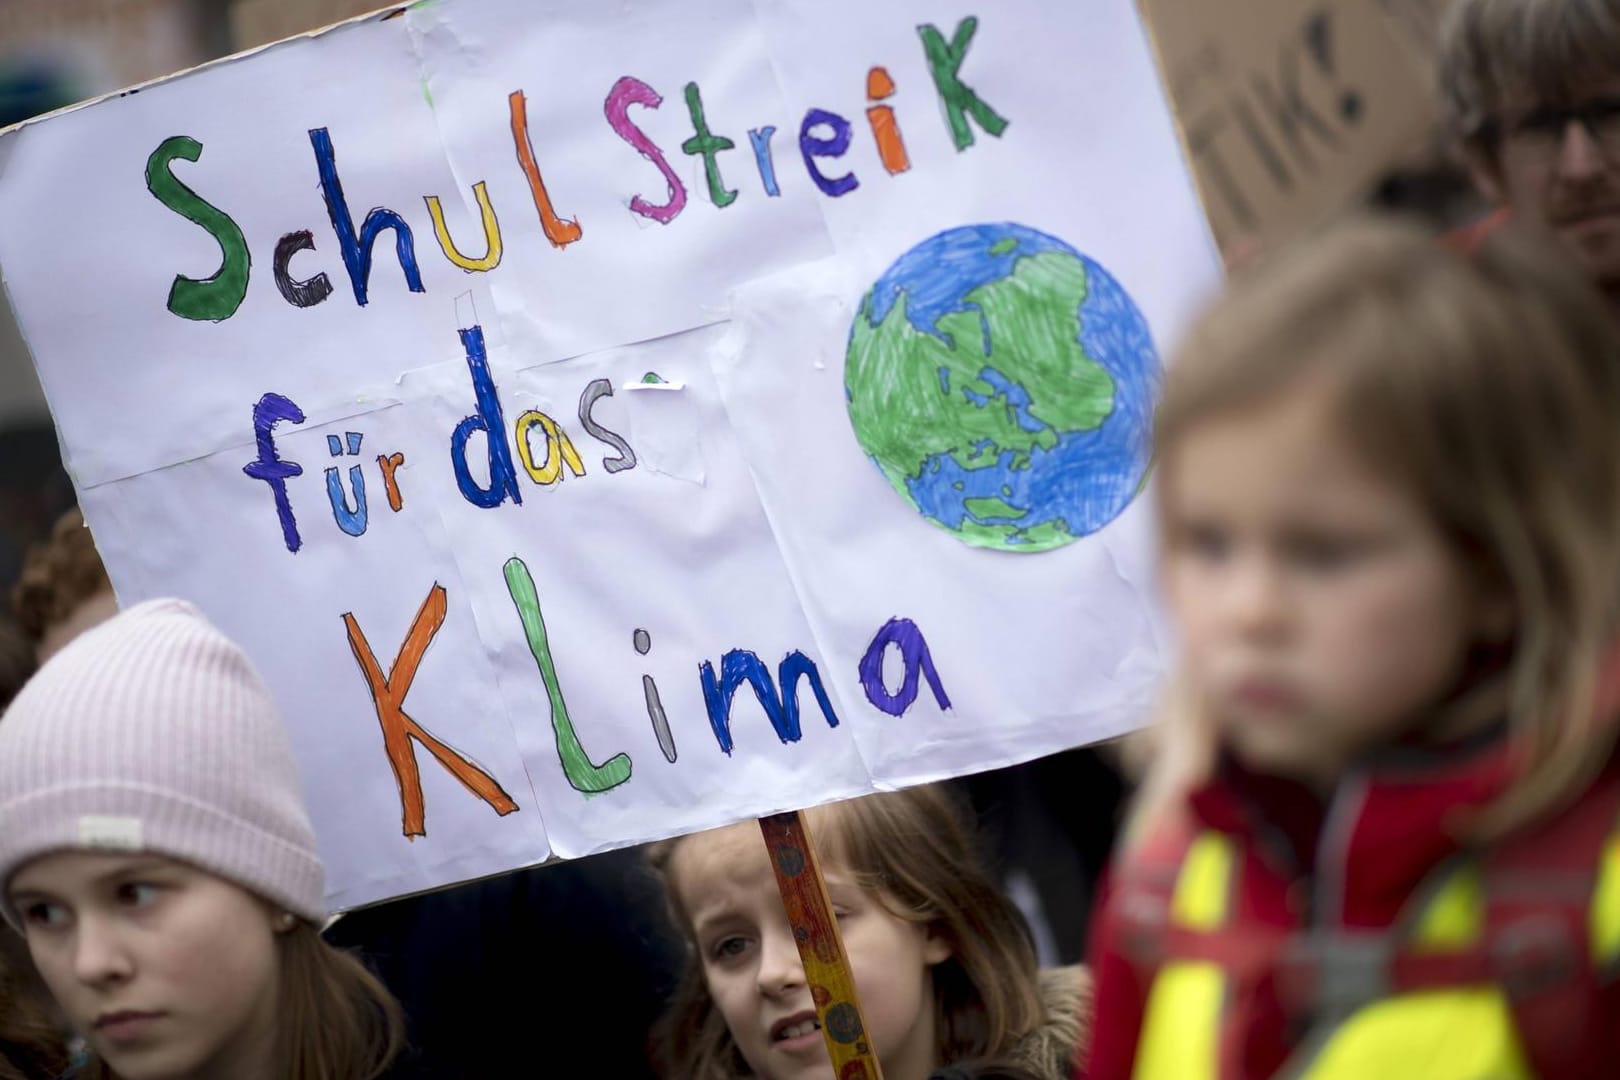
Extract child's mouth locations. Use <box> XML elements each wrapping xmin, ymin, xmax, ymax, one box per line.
<box><xmin>772</xmin><ymin>1013</ymin><xmax>822</xmax><ymax>1043</ymax></box>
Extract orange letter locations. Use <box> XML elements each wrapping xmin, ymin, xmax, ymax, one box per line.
<box><xmin>377</xmin><ymin>452</ymin><xmax>405</xmax><ymax>512</ymax></box>
<box><xmin>510</xmin><ymin>90</ymin><xmax>583</xmax><ymax>249</ymax></box>
<box><xmin>344</xmin><ymin>584</ymin><xmax>520</xmax><ymax>838</ymax></box>
<box><xmin>865</xmin><ymin>67</ymin><xmax>911</xmax><ymax>175</ymax></box>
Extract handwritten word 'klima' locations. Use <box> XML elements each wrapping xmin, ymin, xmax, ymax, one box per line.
<box><xmin>344</xmin><ymin>567</ymin><xmax>952</xmax><ymax>838</ymax></box>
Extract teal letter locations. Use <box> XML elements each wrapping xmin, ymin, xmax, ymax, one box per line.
<box><xmin>145</xmin><ymin>136</ymin><xmax>251</xmax><ymax>321</ymax></box>
<box><xmin>504</xmin><ymin>556</ymin><xmax>632</xmax><ymax>794</ymax></box>
<box><xmin>918</xmin><ymin>18</ymin><xmax>1010</xmax><ymax>151</ymax></box>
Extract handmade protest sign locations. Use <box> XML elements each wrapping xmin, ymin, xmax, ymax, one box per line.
<box><xmin>1139</xmin><ymin>0</ymin><xmax>1439</xmax><ymax>252</ymax></box>
<box><xmin>0</xmin><ymin>0</ymin><xmax>1220</xmax><ymax>910</ymax></box>
<box><xmin>1376</xmin><ymin>0</ymin><xmax>1449</xmax><ymax>60</ymax></box>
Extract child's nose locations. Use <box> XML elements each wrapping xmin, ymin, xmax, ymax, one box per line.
<box><xmin>72</xmin><ymin>914</ymin><xmax>135</xmax><ymax>987</ymax></box>
<box><xmin>1224</xmin><ymin>557</ymin><xmax>1287</xmax><ymax>637</ymax></box>
<box><xmin>1556</xmin><ymin>120</ymin><xmax>1607</xmax><ymax>183</ymax></box>
<box><xmin>755</xmin><ymin>925</ymin><xmax>806</xmax><ymax>996</ymax></box>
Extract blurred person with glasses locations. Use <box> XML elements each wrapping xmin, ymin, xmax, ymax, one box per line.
<box><xmin>1441</xmin><ymin>0</ymin><xmax>1620</xmax><ymax>315</ymax></box>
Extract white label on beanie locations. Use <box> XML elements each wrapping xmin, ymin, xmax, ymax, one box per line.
<box><xmin>78</xmin><ymin>816</ymin><xmax>144</xmax><ymax>851</ymax></box>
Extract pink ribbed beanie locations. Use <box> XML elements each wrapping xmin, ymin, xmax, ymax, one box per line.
<box><xmin>0</xmin><ymin>598</ymin><xmax>325</xmax><ymax>930</ymax></box>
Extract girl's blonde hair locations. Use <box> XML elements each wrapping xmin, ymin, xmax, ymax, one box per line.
<box><xmin>1143</xmin><ymin>215</ymin><xmax>1620</xmax><ymax>843</ymax></box>
<box><xmin>78</xmin><ymin>924</ymin><xmax>404</xmax><ymax>1080</ymax></box>
<box><xmin>647</xmin><ymin>786</ymin><xmax>1043</xmax><ymax>1080</ymax></box>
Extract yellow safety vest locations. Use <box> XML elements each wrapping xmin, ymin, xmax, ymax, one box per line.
<box><xmin>1129</xmin><ymin>816</ymin><xmax>1620</xmax><ymax>1080</ymax></box>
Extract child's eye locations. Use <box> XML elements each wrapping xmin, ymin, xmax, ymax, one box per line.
<box><xmin>1283</xmin><ymin>533</ymin><xmax>1370</xmax><ymax>571</ymax></box>
<box><xmin>21</xmin><ymin>901</ymin><xmax>69</xmax><ymax>930</ymax></box>
<box><xmin>115</xmin><ymin>883</ymin><xmax>162</xmax><ymax>909</ymax></box>
<box><xmin>1173</xmin><ymin>521</ymin><xmax>1230</xmax><ymax>562</ymax></box>
<box><xmin>710</xmin><ymin>935</ymin><xmax>751</xmax><ymax>961</ymax></box>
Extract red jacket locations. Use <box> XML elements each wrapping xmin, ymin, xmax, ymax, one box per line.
<box><xmin>1446</xmin><ymin>207</ymin><xmax>1511</xmax><ymax>253</ymax></box>
<box><xmin>1079</xmin><ymin>728</ymin><xmax>1620</xmax><ymax>1079</ymax></box>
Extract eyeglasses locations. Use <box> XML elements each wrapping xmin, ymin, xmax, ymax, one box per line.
<box><xmin>1480</xmin><ymin>96</ymin><xmax>1620</xmax><ymax>160</ymax></box>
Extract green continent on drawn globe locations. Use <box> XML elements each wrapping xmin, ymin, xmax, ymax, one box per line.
<box><xmin>845</xmin><ymin>222</ymin><xmax>1161</xmax><ymax>553</ymax></box>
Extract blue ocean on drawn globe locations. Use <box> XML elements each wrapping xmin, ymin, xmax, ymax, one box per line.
<box><xmin>845</xmin><ymin>222</ymin><xmax>1161</xmax><ymax>552</ymax></box>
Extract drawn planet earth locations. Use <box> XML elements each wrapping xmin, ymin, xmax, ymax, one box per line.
<box><xmin>845</xmin><ymin>222</ymin><xmax>1160</xmax><ymax>553</ymax></box>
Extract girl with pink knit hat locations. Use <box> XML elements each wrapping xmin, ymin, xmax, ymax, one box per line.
<box><xmin>0</xmin><ymin>598</ymin><xmax>404</xmax><ymax>1080</ymax></box>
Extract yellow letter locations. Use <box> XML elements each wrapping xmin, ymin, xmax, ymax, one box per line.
<box><xmin>424</xmin><ymin>181</ymin><xmax>503</xmax><ymax>272</ymax></box>
<box><xmin>515</xmin><ymin>411</ymin><xmax>587</xmax><ymax>485</ymax></box>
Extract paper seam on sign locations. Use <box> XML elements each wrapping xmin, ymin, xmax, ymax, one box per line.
<box><xmin>621</xmin><ymin>383</ymin><xmax>707</xmax><ymax>484</ymax></box>
<box><xmin>72</xmin><ymin>397</ymin><xmax>412</xmax><ymax>494</ymax></box>
<box><xmin>393</xmin><ymin>473</ymin><xmax>553</xmax><ymax>855</ymax></box>
<box><xmin>401</xmin><ymin>0</ymin><xmax>561</xmax><ymax>369</ymax></box>
<box><xmin>707</xmin><ymin>296</ymin><xmax>882</xmax><ymax>788</ymax></box>
<box><xmin>745</xmin><ymin>0</ymin><xmax>842</xmax><ymax>283</ymax></box>
<box><xmin>402</xmin><ymin>3</ymin><xmax>493</xmax><ymax>227</ymax></box>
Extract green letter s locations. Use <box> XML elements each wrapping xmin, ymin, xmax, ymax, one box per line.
<box><xmin>145</xmin><ymin>135</ymin><xmax>250</xmax><ymax>321</ymax></box>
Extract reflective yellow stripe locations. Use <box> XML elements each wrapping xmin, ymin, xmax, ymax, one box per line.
<box><xmin>1135</xmin><ymin>964</ymin><xmax>1223</xmax><ymax>1080</ymax></box>
<box><xmin>1134</xmin><ymin>832</ymin><xmax>1235</xmax><ymax>1080</ymax></box>
<box><xmin>1593</xmin><ymin>832</ymin><xmax>1620</xmax><ymax>967</ymax></box>
<box><xmin>1172</xmin><ymin>832</ymin><xmax>1235</xmax><ymax>931</ymax></box>
<box><xmin>1410</xmin><ymin>864</ymin><xmax>1482</xmax><ymax>951</ymax></box>
<box><xmin>1134</xmin><ymin>816</ymin><xmax>1620</xmax><ymax>1079</ymax></box>
<box><xmin>1295</xmin><ymin>989</ymin><xmax>1533</xmax><ymax>1079</ymax></box>
<box><xmin>1293</xmin><ymin>830</ymin><xmax>1613</xmax><ymax>1078</ymax></box>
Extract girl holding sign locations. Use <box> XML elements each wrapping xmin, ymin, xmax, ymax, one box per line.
<box><xmin>0</xmin><ymin>599</ymin><xmax>405</xmax><ymax>1080</ymax></box>
<box><xmin>1085</xmin><ymin>218</ymin><xmax>1620</xmax><ymax>1079</ymax></box>
<box><xmin>648</xmin><ymin>785</ymin><xmax>1090</xmax><ymax>1080</ymax></box>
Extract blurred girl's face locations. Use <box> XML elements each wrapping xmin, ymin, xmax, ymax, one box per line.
<box><xmin>668</xmin><ymin>821</ymin><xmax>950</xmax><ymax>1080</ymax></box>
<box><xmin>10</xmin><ymin>852</ymin><xmax>283</xmax><ymax>1080</ymax></box>
<box><xmin>1160</xmin><ymin>377</ymin><xmax>1494</xmax><ymax>787</ymax></box>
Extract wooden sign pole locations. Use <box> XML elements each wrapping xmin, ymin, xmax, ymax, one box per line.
<box><xmin>759</xmin><ymin>810</ymin><xmax>887</xmax><ymax>1080</ymax></box>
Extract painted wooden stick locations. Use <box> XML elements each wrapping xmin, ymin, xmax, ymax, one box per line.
<box><xmin>759</xmin><ymin>809</ymin><xmax>886</xmax><ymax>1080</ymax></box>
